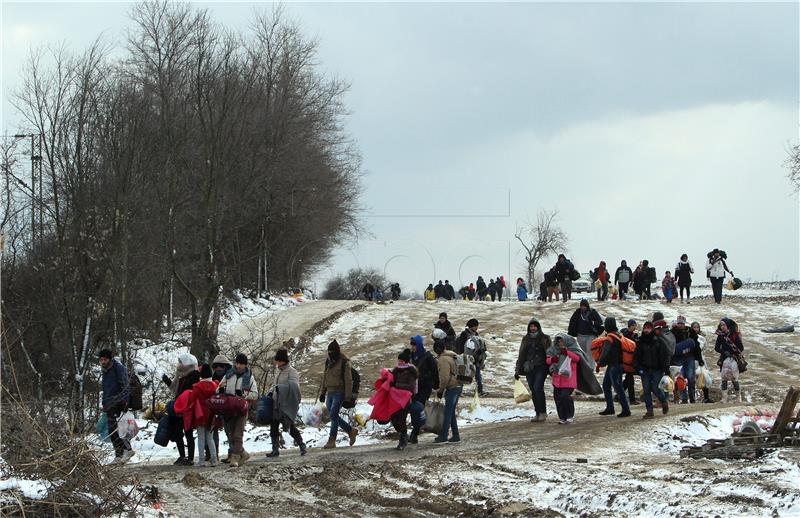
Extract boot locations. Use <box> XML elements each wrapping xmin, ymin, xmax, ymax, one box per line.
<box><xmin>396</xmin><ymin>433</ymin><xmax>408</xmax><ymax>451</ymax></box>
<box><xmin>348</xmin><ymin>428</ymin><xmax>359</xmax><ymax>446</ymax></box>
<box><xmin>702</xmin><ymin>388</ymin><xmax>712</xmax><ymax>403</ymax></box>
<box><xmin>221</xmin><ymin>455</ymin><xmax>231</xmax><ymax>464</ymax></box>
<box><xmin>617</xmin><ymin>410</ymin><xmax>631</xmax><ymax>418</ymax></box>
<box><xmin>323</xmin><ymin>438</ymin><xmax>336</xmax><ymax>449</ymax></box>
<box><xmin>643</xmin><ymin>410</ymin><xmax>655</xmax><ymax>419</ymax></box>
<box><xmin>240</xmin><ymin>449</ymin><xmax>250</xmax><ymax>463</ymax></box>
<box><xmin>599</xmin><ymin>409</ymin><xmax>615</xmax><ymax>416</ymax></box>
<box><xmin>662</xmin><ymin>400</ymin><xmax>669</xmax><ymax>414</ymax></box>
<box><xmin>266</xmin><ymin>449</ymin><xmax>280</xmax><ymax>458</ymax></box>
<box><xmin>228</xmin><ymin>454</ymin><xmax>240</xmax><ymax>468</ymax></box>
<box><xmin>299</xmin><ymin>443</ymin><xmax>307</xmax><ymax>456</ymax></box>
<box><xmin>409</xmin><ymin>428</ymin><xmax>419</xmax><ymax>445</ymax></box>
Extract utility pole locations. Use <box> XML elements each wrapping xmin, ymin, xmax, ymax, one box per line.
<box><xmin>13</xmin><ymin>133</ymin><xmax>42</xmax><ymax>248</ymax></box>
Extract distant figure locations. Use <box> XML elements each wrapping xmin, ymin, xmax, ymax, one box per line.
<box><xmin>444</xmin><ymin>280</ymin><xmax>455</xmax><ymax>300</ymax></box>
<box><xmin>544</xmin><ymin>269</ymin><xmax>560</xmax><ymax>302</ymax></box>
<box><xmin>434</xmin><ymin>312</ymin><xmax>457</xmax><ymax>349</ymax></box>
<box><xmin>488</xmin><ymin>279</ymin><xmax>497</xmax><ymax>302</ymax></box>
<box><xmin>592</xmin><ymin>261</ymin><xmax>610</xmax><ymax>301</ymax></box>
<box><xmin>661</xmin><ymin>271</ymin><xmax>676</xmax><ymax>303</ymax></box>
<box><xmin>434</xmin><ymin>280</ymin><xmax>446</xmax><ymax>299</ymax></box>
<box><xmin>424</xmin><ymin>284</ymin><xmax>435</xmax><ymax>301</ymax></box>
<box><xmin>706</xmin><ymin>249</ymin><xmax>733</xmax><ymax>304</ymax></box>
<box><xmin>615</xmin><ymin>260</ymin><xmax>633</xmax><ymax>300</ymax></box>
<box><xmin>674</xmin><ymin>254</ymin><xmax>694</xmax><ymax>303</ymax></box>
<box><xmin>516</xmin><ymin>278</ymin><xmax>528</xmax><ymax>301</ymax></box>
<box><xmin>373</xmin><ymin>286</ymin><xmax>384</xmax><ymax>302</ymax></box>
<box><xmin>467</xmin><ymin>283</ymin><xmax>476</xmax><ymax>301</ymax></box>
<box><xmin>497</xmin><ymin>275</ymin><xmax>506</xmax><ymax>301</ymax></box>
<box><xmin>475</xmin><ymin>276</ymin><xmax>488</xmax><ymax>300</ymax></box>
<box><xmin>567</xmin><ymin>299</ymin><xmax>604</xmax><ymax>370</ymax></box>
<box><xmin>390</xmin><ymin>283</ymin><xmax>401</xmax><ymax>301</ymax></box>
<box><xmin>553</xmin><ymin>254</ymin><xmax>575</xmax><ymax>302</ymax></box>
<box><xmin>362</xmin><ymin>283</ymin><xmax>375</xmax><ymax>301</ymax></box>
<box><xmin>458</xmin><ymin>285</ymin><xmax>468</xmax><ymax>300</ymax></box>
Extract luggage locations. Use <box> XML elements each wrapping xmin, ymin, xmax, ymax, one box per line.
<box><xmin>256</xmin><ymin>393</ymin><xmax>274</xmax><ymax>425</ymax></box>
<box><xmin>128</xmin><ymin>372</ymin><xmax>144</xmax><ymax>411</ymax></box>
<box><xmin>342</xmin><ymin>366</ymin><xmax>360</xmax><ymax>409</ymax></box>
<box><xmin>207</xmin><ymin>393</ymin><xmax>249</xmax><ymax>417</ymax></box>
<box><xmin>619</xmin><ymin>334</ymin><xmax>637</xmax><ymax>374</ymax></box>
<box><xmin>423</xmin><ymin>399</ymin><xmax>445</xmax><ymax>434</ymax></box>
<box><xmin>570</xmin><ymin>269</ymin><xmax>581</xmax><ymax>281</ymax></box>
<box><xmin>154</xmin><ymin>414</ymin><xmax>171</xmax><ymax>447</ymax></box>
<box><xmin>455</xmin><ymin>353</ymin><xmax>476</xmax><ymax>383</ymax></box>
<box><xmin>659</xmin><ymin>375</ymin><xmax>674</xmax><ymax>393</ymax></box>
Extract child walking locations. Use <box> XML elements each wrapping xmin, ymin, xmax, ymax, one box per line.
<box><xmin>546</xmin><ymin>335</ymin><xmax>580</xmax><ymax>424</ymax></box>
<box><xmin>193</xmin><ymin>364</ymin><xmax>219</xmax><ymax>467</ymax></box>
<box><xmin>661</xmin><ymin>271</ymin><xmax>676</xmax><ymax>303</ymax></box>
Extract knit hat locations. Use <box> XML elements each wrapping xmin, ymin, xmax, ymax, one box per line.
<box><xmin>674</xmin><ymin>315</ymin><xmax>687</xmax><ymax>326</ymax></box>
<box><xmin>580</xmin><ymin>299</ymin><xmax>590</xmax><ymax>308</ymax></box>
<box><xmin>212</xmin><ymin>354</ymin><xmax>232</xmax><ymax>367</ymax></box>
<box><xmin>643</xmin><ymin>321</ymin><xmax>654</xmax><ymax>330</ymax></box>
<box><xmin>274</xmin><ymin>349</ymin><xmax>289</xmax><ymax>363</ymax></box>
<box><xmin>466</xmin><ymin>318</ymin><xmax>479</xmax><ymax>328</ymax></box>
<box><xmin>199</xmin><ymin>364</ymin><xmax>213</xmax><ymax>379</ymax></box>
<box><xmin>627</xmin><ymin>319</ymin><xmax>637</xmax><ymax>327</ymax></box>
<box><xmin>604</xmin><ymin>317</ymin><xmax>618</xmax><ymax>333</ymax></box>
<box><xmin>398</xmin><ymin>348</ymin><xmax>412</xmax><ymax>363</ymax></box>
<box><xmin>234</xmin><ymin>353</ymin><xmax>248</xmax><ymax>365</ymax></box>
<box><xmin>439</xmin><ymin>312</ymin><xmax>448</xmax><ymax>319</ymax></box>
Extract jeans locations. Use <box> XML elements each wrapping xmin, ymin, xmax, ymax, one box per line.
<box><xmin>475</xmin><ymin>365</ymin><xmax>484</xmax><ymax>394</ymax></box>
<box><xmin>711</xmin><ymin>277</ymin><xmax>724</xmax><ymax>303</ymax></box>
<box><xmin>597</xmin><ymin>282</ymin><xmax>608</xmax><ymax>301</ymax></box>
<box><xmin>553</xmin><ymin>388</ymin><xmax>574</xmax><ymax>421</ymax></box>
<box><xmin>106</xmin><ymin>410</ymin><xmax>132</xmax><ymax>457</ymax></box>
<box><xmin>618</xmin><ymin>282</ymin><xmax>629</xmax><ymax>299</ymax></box>
<box><xmin>679</xmin><ymin>285</ymin><xmax>690</xmax><ymax>300</ymax></box>
<box><xmin>409</xmin><ymin>400</ymin><xmax>426</xmax><ymax>430</ymax></box>
<box><xmin>641</xmin><ymin>369</ymin><xmax>667</xmax><ymax>411</ymax></box>
<box><xmin>602</xmin><ymin>365</ymin><xmax>630</xmax><ymax>413</ymax></box>
<box><xmin>325</xmin><ymin>391</ymin><xmax>353</xmax><ymax>440</ymax></box>
<box><xmin>175</xmin><ymin>429</ymin><xmax>194</xmax><ymax>460</ymax></box>
<box><xmin>577</xmin><ymin>335</ymin><xmax>596</xmax><ymax>370</ymax></box>
<box><xmin>196</xmin><ymin>426</ymin><xmax>216</xmax><ymax>464</ymax></box>
<box><xmin>623</xmin><ymin>372</ymin><xmax>637</xmax><ymax>401</ymax></box>
<box><xmin>680</xmin><ymin>357</ymin><xmax>697</xmax><ymax>402</ymax></box>
<box><xmin>438</xmin><ymin>385</ymin><xmax>463</xmax><ymax>441</ymax></box>
<box><xmin>560</xmin><ymin>279</ymin><xmax>572</xmax><ymax>301</ymax></box>
<box><xmin>525</xmin><ymin>365</ymin><xmax>548</xmax><ymax>416</ymax></box>
<box><xmin>721</xmin><ymin>380</ymin><xmax>740</xmax><ymax>391</ymax></box>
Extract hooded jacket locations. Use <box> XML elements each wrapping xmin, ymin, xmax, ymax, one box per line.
<box><xmin>320</xmin><ymin>353</ymin><xmax>353</xmax><ymax>401</ymax></box>
<box><xmin>411</xmin><ymin>336</ymin><xmax>439</xmax><ymax>395</ymax></box>
<box><xmin>101</xmin><ymin>359</ymin><xmax>130</xmax><ymax>412</ymax></box>
<box><xmin>548</xmin><ymin>333</ymin><xmax>602</xmax><ymax>395</ymax></box>
<box><xmin>615</xmin><ymin>263</ymin><xmax>633</xmax><ymax>284</ymax></box>
<box><xmin>437</xmin><ymin>350</ymin><xmax>460</xmax><ymax>391</ymax></box>
<box><xmin>568</xmin><ymin>304</ymin><xmax>604</xmax><ymax>337</ymax></box>
<box><xmin>515</xmin><ymin>318</ymin><xmax>551</xmax><ymax>375</ymax></box>
<box><xmin>634</xmin><ymin>331</ymin><xmax>670</xmax><ymax>374</ymax></box>
<box><xmin>714</xmin><ymin>318</ymin><xmax>744</xmax><ymax>360</ymax></box>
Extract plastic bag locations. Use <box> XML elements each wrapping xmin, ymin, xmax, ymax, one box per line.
<box><xmin>721</xmin><ymin>357</ymin><xmax>739</xmax><ymax>381</ymax></box>
<box><xmin>702</xmin><ymin>366</ymin><xmax>714</xmax><ymax>387</ymax></box>
<box><xmin>514</xmin><ymin>379</ymin><xmax>531</xmax><ymax>404</ymax></box>
<box><xmin>95</xmin><ymin>413</ymin><xmax>111</xmax><ymax>443</ymax></box>
<box><xmin>659</xmin><ymin>375</ymin><xmax>674</xmax><ymax>393</ymax></box>
<box><xmin>424</xmin><ymin>399</ymin><xmax>444</xmax><ymax>434</ymax></box>
<box><xmin>469</xmin><ymin>388</ymin><xmax>481</xmax><ymax>412</ymax></box>
<box><xmin>116</xmin><ymin>411</ymin><xmax>139</xmax><ymax>440</ymax></box>
<box><xmin>558</xmin><ymin>356</ymin><xmax>572</xmax><ymax>378</ymax></box>
<box><xmin>307</xmin><ymin>402</ymin><xmax>326</xmax><ymax>428</ymax></box>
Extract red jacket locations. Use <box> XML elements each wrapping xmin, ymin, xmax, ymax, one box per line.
<box><xmin>174</xmin><ymin>379</ymin><xmax>219</xmax><ymax>430</ymax></box>
<box><xmin>367</xmin><ymin>368</ymin><xmax>412</xmax><ymax>423</ymax></box>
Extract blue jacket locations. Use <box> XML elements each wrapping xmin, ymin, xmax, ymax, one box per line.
<box><xmin>101</xmin><ymin>359</ymin><xmax>130</xmax><ymax>412</ymax></box>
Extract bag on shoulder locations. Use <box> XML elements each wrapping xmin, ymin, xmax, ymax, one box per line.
<box><xmin>618</xmin><ymin>334</ymin><xmax>637</xmax><ymax>373</ymax></box>
<box><xmin>154</xmin><ymin>414</ymin><xmax>171</xmax><ymax>447</ymax></box>
<box><xmin>256</xmin><ymin>392</ymin><xmax>274</xmax><ymax>425</ymax></box>
<box><xmin>207</xmin><ymin>393</ymin><xmax>249</xmax><ymax>417</ymax></box>
<box><xmin>128</xmin><ymin>372</ymin><xmax>143</xmax><ymax>411</ymax></box>
<box><xmin>455</xmin><ymin>353</ymin><xmax>476</xmax><ymax>383</ymax></box>
<box><xmin>570</xmin><ymin>269</ymin><xmax>581</xmax><ymax>281</ymax></box>
<box><xmin>341</xmin><ymin>366</ymin><xmax>360</xmax><ymax>409</ymax></box>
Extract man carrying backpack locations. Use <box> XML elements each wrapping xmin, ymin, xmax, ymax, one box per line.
<box><xmin>318</xmin><ymin>340</ymin><xmax>358</xmax><ymax>449</ymax></box>
<box><xmin>433</xmin><ymin>341</ymin><xmax>463</xmax><ymax>444</ymax></box>
<box><xmin>456</xmin><ymin>319</ymin><xmax>487</xmax><ymax>397</ymax></box>
<box><xmin>597</xmin><ymin>318</ymin><xmax>631</xmax><ymax>418</ymax></box>
<box><xmin>219</xmin><ymin>353</ymin><xmax>259</xmax><ymax>467</ymax></box>
<box><xmin>706</xmin><ymin>249</ymin><xmax>733</xmax><ymax>304</ymax></box>
<box><xmin>99</xmin><ymin>349</ymin><xmax>134</xmax><ymax>463</ymax></box>
<box><xmin>410</xmin><ymin>336</ymin><xmax>438</xmax><ymax>444</ymax></box>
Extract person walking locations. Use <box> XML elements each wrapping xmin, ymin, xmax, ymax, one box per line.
<box><xmin>554</xmin><ymin>254</ymin><xmax>575</xmax><ymax>302</ymax></box>
<box><xmin>706</xmin><ymin>249</ymin><xmax>734</xmax><ymax>304</ymax></box>
<box><xmin>433</xmin><ymin>341</ymin><xmax>463</xmax><ymax>444</ymax></box>
<box><xmin>208</xmin><ymin>354</ymin><xmax>231</xmax><ymax>460</ymax></box>
<box><xmin>633</xmin><ymin>322</ymin><xmax>670</xmax><ymax>418</ymax></box>
<box><xmin>476</xmin><ymin>276</ymin><xmax>488</xmax><ymax>300</ymax></box>
<box><xmin>434</xmin><ymin>280</ymin><xmax>446</xmax><ymax>300</ymax></box>
<box><xmin>266</xmin><ymin>349</ymin><xmax>307</xmax><ymax>458</ymax></box>
<box><xmin>620</xmin><ymin>319</ymin><xmax>640</xmax><ymax>405</ymax></box>
<box><xmin>514</xmin><ymin>318</ymin><xmax>551</xmax><ymax>422</ymax></box>
<box><xmin>672</xmin><ymin>316</ymin><xmax>704</xmax><ymax>404</ymax></box>
<box><xmin>434</xmin><ymin>312</ymin><xmax>457</xmax><ymax>349</ymax></box>
<box><xmin>690</xmin><ymin>322</ymin><xmax>713</xmax><ymax>403</ymax></box>
<box><xmin>662</xmin><ymin>271</ymin><xmax>677</xmax><ymax>303</ymax></box>
<box><xmin>592</xmin><ymin>261</ymin><xmax>610</xmax><ymax>301</ymax></box>
<box><xmin>218</xmin><ymin>353</ymin><xmax>258</xmax><ymax>467</ymax></box>
<box><xmin>674</xmin><ymin>254</ymin><xmax>694</xmax><ymax>303</ymax></box>
<box><xmin>444</xmin><ymin>280</ymin><xmax>456</xmax><ymax>300</ymax></box>
<box><xmin>98</xmin><ymin>349</ymin><xmax>134</xmax><ymax>463</ymax></box>
<box><xmin>488</xmin><ymin>279</ymin><xmax>497</xmax><ymax>301</ymax></box>
<box><xmin>546</xmin><ymin>335</ymin><xmax>580</xmax><ymax>424</ymax></box>
<box><xmin>714</xmin><ymin>318</ymin><xmax>745</xmax><ymax>401</ymax></box>
<box><xmin>318</xmin><ymin>340</ymin><xmax>358</xmax><ymax>449</ymax></box>
<box><xmin>516</xmin><ymin>278</ymin><xmax>528</xmax><ymax>301</ymax></box>
<box><xmin>186</xmin><ymin>364</ymin><xmax>219</xmax><ymax>467</ymax></box>
<box><xmin>497</xmin><ymin>275</ymin><xmax>506</xmax><ymax>301</ymax></box>
<box><xmin>544</xmin><ymin>269</ymin><xmax>560</xmax><ymax>302</ymax></box>
<box><xmin>567</xmin><ymin>299</ymin><xmax>604</xmax><ymax>370</ymax></box>
<box><xmin>410</xmin><ymin>336</ymin><xmax>438</xmax><ymax>444</ymax></box>
<box><xmin>424</xmin><ymin>284</ymin><xmax>436</xmax><ymax>301</ymax></box>
<box><xmin>389</xmin><ymin>349</ymin><xmax>418</xmax><ymax>450</ymax></box>
<box><xmin>455</xmin><ymin>319</ymin><xmax>486</xmax><ymax>396</ymax></box>
<box><xmin>615</xmin><ymin>260</ymin><xmax>633</xmax><ymax>300</ymax></box>
<box><xmin>597</xmin><ymin>318</ymin><xmax>631</xmax><ymax>418</ymax></box>
<box><xmin>467</xmin><ymin>283</ymin><xmax>476</xmax><ymax>300</ymax></box>
<box><xmin>163</xmin><ymin>353</ymin><xmax>200</xmax><ymax>466</ymax></box>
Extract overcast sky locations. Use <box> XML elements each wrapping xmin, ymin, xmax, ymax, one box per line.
<box><xmin>2</xmin><ymin>2</ymin><xmax>798</xmax><ymax>293</ymax></box>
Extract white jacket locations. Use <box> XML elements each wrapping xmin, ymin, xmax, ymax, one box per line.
<box><xmin>706</xmin><ymin>258</ymin><xmax>729</xmax><ymax>279</ymax></box>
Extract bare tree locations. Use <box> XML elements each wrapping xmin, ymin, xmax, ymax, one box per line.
<box><xmin>785</xmin><ymin>143</ymin><xmax>800</xmax><ymax>192</ymax></box>
<box><xmin>514</xmin><ymin>209</ymin><xmax>568</xmax><ymax>292</ymax></box>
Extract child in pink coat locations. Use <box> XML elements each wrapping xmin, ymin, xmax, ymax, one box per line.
<box><xmin>546</xmin><ymin>336</ymin><xmax>581</xmax><ymax>424</ymax></box>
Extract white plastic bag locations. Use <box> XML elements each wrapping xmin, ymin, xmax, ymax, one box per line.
<box><xmin>469</xmin><ymin>387</ymin><xmax>481</xmax><ymax>412</ymax></box>
<box><xmin>514</xmin><ymin>379</ymin><xmax>531</xmax><ymax>404</ymax></box>
<box><xmin>116</xmin><ymin>411</ymin><xmax>139</xmax><ymax>440</ymax></box>
<box><xmin>558</xmin><ymin>356</ymin><xmax>572</xmax><ymax>378</ymax></box>
<box><xmin>721</xmin><ymin>357</ymin><xmax>739</xmax><ymax>381</ymax></box>
<box><xmin>307</xmin><ymin>402</ymin><xmax>326</xmax><ymax>428</ymax></box>
<box><xmin>659</xmin><ymin>375</ymin><xmax>674</xmax><ymax>393</ymax></box>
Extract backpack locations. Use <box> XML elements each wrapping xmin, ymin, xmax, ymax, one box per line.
<box><xmin>617</xmin><ymin>334</ymin><xmax>637</xmax><ymax>374</ymax></box>
<box><xmin>648</xmin><ymin>267</ymin><xmax>657</xmax><ymax>283</ymax></box>
<box><xmin>569</xmin><ymin>269</ymin><xmax>581</xmax><ymax>281</ymax></box>
<box><xmin>128</xmin><ymin>372</ymin><xmax>143</xmax><ymax>411</ymax></box>
<box><xmin>455</xmin><ymin>353</ymin><xmax>476</xmax><ymax>383</ymax></box>
<box><xmin>341</xmin><ymin>365</ymin><xmax>360</xmax><ymax>409</ymax></box>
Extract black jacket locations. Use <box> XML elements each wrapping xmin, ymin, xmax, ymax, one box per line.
<box><xmin>515</xmin><ymin>331</ymin><xmax>551</xmax><ymax>375</ymax></box>
<box><xmin>598</xmin><ymin>334</ymin><xmax>622</xmax><ymax>367</ymax></box>
<box><xmin>476</xmin><ymin>279</ymin><xmax>487</xmax><ymax>295</ymax></box>
<box><xmin>614</xmin><ymin>266</ymin><xmax>633</xmax><ymax>284</ymax></box>
<box><xmin>434</xmin><ymin>283</ymin><xmax>446</xmax><ymax>298</ymax></box>
<box><xmin>568</xmin><ymin>308</ymin><xmax>604</xmax><ymax>337</ymax></box>
<box><xmin>434</xmin><ymin>320</ymin><xmax>457</xmax><ymax>342</ymax></box>
<box><xmin>444</xmin><ymin>284</ymin><xmax>455</xmax><ymax>300</ymax></box>
<box><xmin>413</xmin><ymin>351</ymin><xmax>439</xmax><ymax>393</ymax></box>
<box><xmin>634</xmin><ymin>333</ymin><xmax>670</xmax><ymax>374</ymax></box>
<box><xmin>554</xmin><ymin>260</ymin><xmax>574</xmax><ymax>282</ymax></box>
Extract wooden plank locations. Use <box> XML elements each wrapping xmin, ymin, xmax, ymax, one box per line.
<box><xmin>773</xmin><ymin>386</ymin><xmax>800</xmax><ymax>438</ymax></box>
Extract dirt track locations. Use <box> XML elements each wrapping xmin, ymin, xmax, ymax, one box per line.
<box><xmin>130</xmin><ymin>296</ymin><xmax>800</xmax><ymax>517</ymax></box>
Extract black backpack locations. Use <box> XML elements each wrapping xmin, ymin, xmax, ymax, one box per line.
<box><xmin>128</xmin><ymin>372</ymin><xmax>143</xmax><ymax>411</ymax></box>
<box><xmin>341</xmin><ymin>365</ymin><xmax>360</xmax><ymax>409</ymax></box>
<box><xmin>648</xmin><ymin>267</ymin><xmax>657</xmax><ymax>283</ymax></box>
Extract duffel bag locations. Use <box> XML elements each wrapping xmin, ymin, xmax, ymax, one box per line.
<box><xmin>256</xmin><ymin>393</ymin><xmax>274</xmax><ymax>425</ymax></box>
<box><xmin>207</xmin><ymin>393</ymin><xmax>249</xmax><ymax>417</ymax></box>
<box><xmin>154</xmin><ymin>414</ymin><xmax>171</xmax><ymax>447</ymax></box>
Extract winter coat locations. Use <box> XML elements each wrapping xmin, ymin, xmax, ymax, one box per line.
<box><xmin>444</xmin><ymin>284</ymin><xmax>455</xmax><ymax>300</ymax></box>
<box><xmin>675</xmin><ymin>261</ymin><xmax>694</xmax><ymax>287</ymax></box>
<box><xmin>634</xmin><ymin>333</ymin><xmax>670</xmax><ymax>374</ymax></box>
<box><xmin>412</xmin><ymin>343</ymin><xmax>439</xmax><ymax>394</ymax></box>
<box><xmin>568</xmin><ymin>308</ymin><xmax>604</xmax><ymax>337</ymax></box>
<box><xmin>455</xmin><ymin>328</ymin><xmax>476</xmax><ymax>355</ymax></box>
<box><xmin>517</xmin><ymin>284</ymin><xmax>528</xmax><ymax>301</ymax></box>
<box><xmin>101</xmin><ymin>359</ymin><xmax>130</xmax><ymax>412</ymax></box>
<box><xmin>434</xmin><ymin>320</ymin><xmax>457</xmax><ymax>341</ymax></box>
<box><xmin>715</xmin><ymin>331</ymin><xmax>744</xmax><ymax>360</ymax></box>
<box><xmin>615</xmin><ymin>265</ymin><xmax>633</xmax><ymax>284</ymax></box>
<box><xmin>476</xmin><ymin>278</ymin><xmax>488</xmax><ymax>296</ymax></box>
<box><xmin>369</xmin><ymin>369</ymin><xmax>413</xmax><ymax>423</ymax></box>
<box><xmin>554</xmin><ymin>260</ymin><xmax>574</xmax><ymax>283</ymax></box>
<box><xmin>223</xmin><ymin>367</ymin><xmax>258</xmax><ymax>401</ymax></box>
<box><xmin>320</xmin><ymin>354</ymin><xmax>353</xmax><ymax>401</ymax></box>
<box><xmin>272</xmin><ymin>364</ymin><xmax>301</xmax><ymax>426</ymax></box>
<box><xmin>437</xmin><ymin>350</ymin><xmax>460</xmax><ymax>391</ymax></box>
<box><xmin>546</xmin><ymin>350</ymin><xmax>580</xmax><ymax>389</ymax></box>
<box><xmin>706</xmin><ymin>257</ymin><xmax>731</xmax><ymax>279</ymax></box>
<box><xmin>592</xmin><ymin>264</ymin><xmax>609</xmax><ymax>284</ymax></box>
<box><xmin>662</xmin><ymin>276</ymin><xmax>676</xmax><ymax>294</ymax></box>
<box><xmin>550</xmin><ymin>333</ymin><xmax>602</xmax><ymax>395</ymax></box>
<box><xmin>434</xmin><ymin>283</ymin><xmax>446</xmax><ymax>299</ymax></box>
<box><xmin>424</xmin><ymin>288</ymin><xmax>435</xmax><ymax>300</ymax></box>
<box><xmin>174</xmin><ymin>378</ymin><xmax>218</xmax><ymax>430</ymax></box>
<box><xmin>597</xmin><ymin>334</ymin><xmax>623</xmax><ymax>368</ymax></box>
<box><xmin>515</xmin><ymin>320</ymin><xmax>551</xmax><ymax>375</ymax></box>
